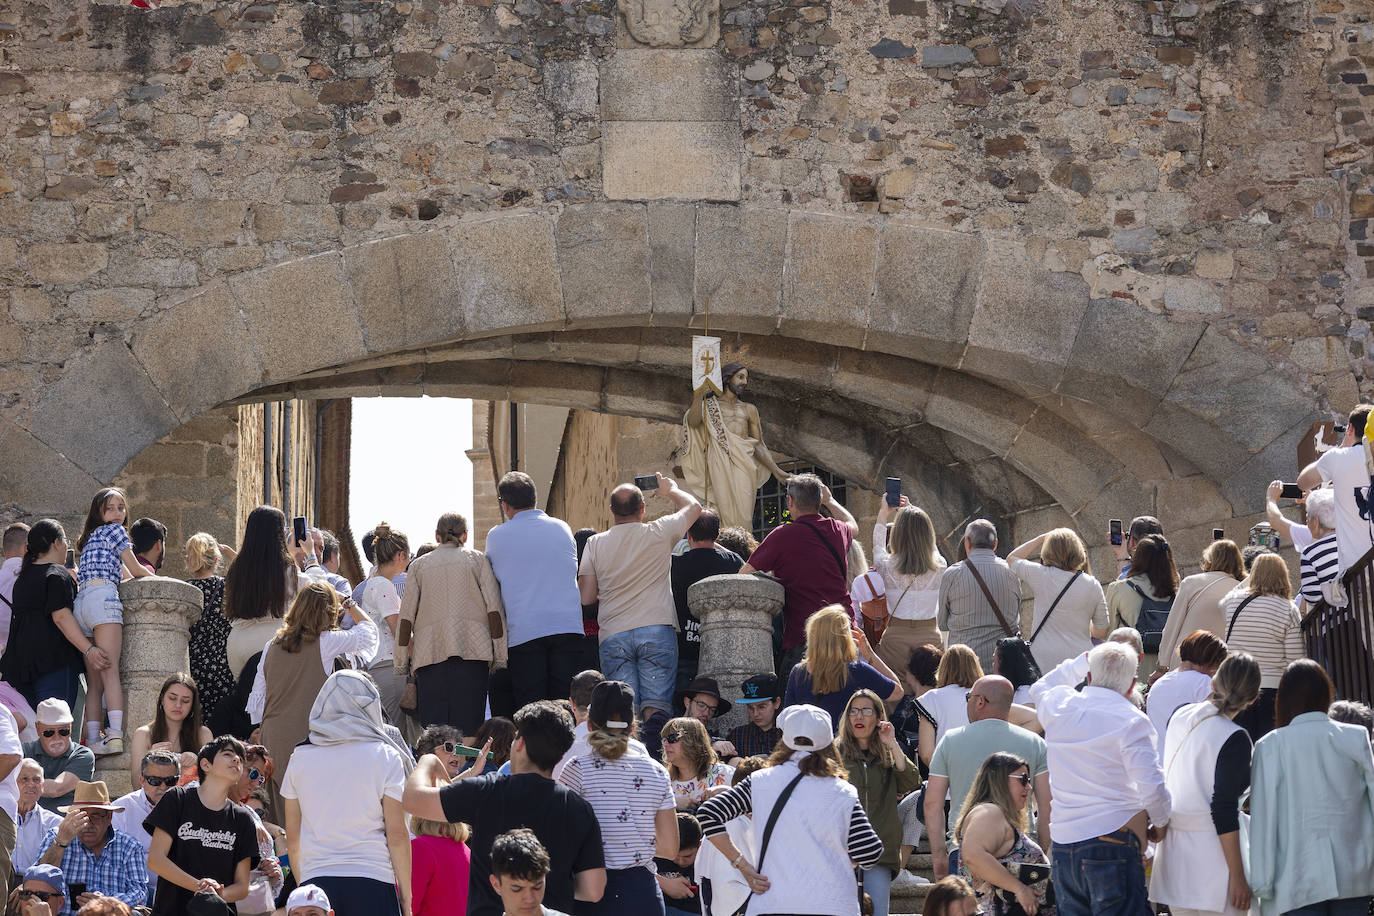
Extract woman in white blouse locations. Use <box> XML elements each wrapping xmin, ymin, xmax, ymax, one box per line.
<box><xmin>872</xmin><ymin>497</ymin><xmax>948</xmax><ymax>676</ymax></box>
<box><xmin>1007</xmin><ymin>527</ymin><xmax>1108</xmax><ymax>673</ymax></box>
<box><xmin>248</xmin><ymin>581</ymin><xmax>379</xmax><ymax>813</ymax></box>
<box><xmin>359</xmin><ymin>522</ymin><xmax>409</xmax><ymax>735</ymax></box>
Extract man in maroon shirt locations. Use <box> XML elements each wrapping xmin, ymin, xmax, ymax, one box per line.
<box><xmin>739</xmin><ymin>474</ymin><xmax>860</xmax><ymax>672</ymax></box>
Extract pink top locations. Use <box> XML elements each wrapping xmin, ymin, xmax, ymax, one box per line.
<box><xmin>412</xmin><ymin>834</ymin><xmax>470</xmax><ymax>916</ymax></box>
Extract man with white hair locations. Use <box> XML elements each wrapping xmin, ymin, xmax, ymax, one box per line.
<box><xmin>1297</xmin><ymin>487</ymin><xmax>1340</xmax><ymax>607</ymax></box>
<box><xmin>1031</xmin><ymin>641</ymin><xmax>1169</xmax><ymax>914</ymax></box>
<box><xmin>936</xmin><ymin>518</ymin><xmax>1022</xmax><ymax>671</ymax></box>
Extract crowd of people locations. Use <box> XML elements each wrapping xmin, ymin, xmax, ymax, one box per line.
<box><xmin>1</xmin><ymin>406</ymin><xmax>1374</xmax><ymax>916</ymax></box>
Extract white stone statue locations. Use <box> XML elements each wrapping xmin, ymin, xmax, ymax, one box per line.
<box><xmin>678</xmin><ymin>361</ymin><xmax>790</xmax><ymax>531</ymax></box>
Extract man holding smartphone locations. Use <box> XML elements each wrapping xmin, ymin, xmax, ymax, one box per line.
<box><xmin>1298</xmin><ymin>404</ymin><xmax>1374</xmax><ymax>573</ymax></box>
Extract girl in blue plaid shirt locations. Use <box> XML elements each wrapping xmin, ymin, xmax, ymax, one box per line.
<box><xmin>74</xmin><ymin>487</ymin><xmax>151</xmax><ymax>755</ymax></box>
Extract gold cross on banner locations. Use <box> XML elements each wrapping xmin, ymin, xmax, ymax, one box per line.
<box><xmin>699</xmin><ymin>350</ymin><xmax>715</xmax><ymax>375</ymax></box>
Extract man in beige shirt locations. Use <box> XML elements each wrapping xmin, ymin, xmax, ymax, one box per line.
<box><xmin>578</xmin><ymin>473</ymin><xmax>700</xmax><ymax>720</ymax></box>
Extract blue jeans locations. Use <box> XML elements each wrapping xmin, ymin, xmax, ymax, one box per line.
<box><xmin>1052</xmin><ymin>830</ymin><xmax>1151</xmax><ymax>916</ymax></box>
<box><xmin>862</xmin><ymin>865</ymin><xmax>892</xmax><ymax>916</ymax></box>
<box><xmin>1285</xmin><ymin>898</ymin><xmax>1374</xmax><ymax>915</ymax></box>
<box><xmin>600</xmin><ymin>625</ymin><xmax>677</xmax><ymax>714</ymax></box>
<box><xmin>16</xmin><ymin>666</ymin><xmax>81</xmax><ymax>712</ymax></box>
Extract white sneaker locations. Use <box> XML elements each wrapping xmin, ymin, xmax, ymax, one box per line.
<box><xmin>92</xmin><ymin>735</ymin><xmax>124</xmax><ymax>756</ymax></box>
<box><xmin>891</xmin><ymin>870</ymin><xmax>930</xmax><ymax>888</ymax></box>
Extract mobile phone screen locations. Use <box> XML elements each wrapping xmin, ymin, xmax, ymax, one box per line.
<box><xmin>292</xmin><ymin>516</ymin><xmax>307</xmax><ymax>545</ymax></box>
<box><xmin>885</xmin><ymin>477</ymin><xmax>901</xmax><ymax>507</ymax></box>
<box><xmin>1109</xmin><ymin>519</ymin><xmax>1123</xmax><ymax>546</ymax></box>
<box><xmin>65</xmin><ymin>548</ymin><xmax>76</xmax><ymax>569</ymax></box>
<box><xmin>633</xmin><ymin>475</ymin><xmax>659</xmax><ymax>491</ymax></box>
<box><xmin>1280</xmin><ymin>483</ymin><xmax>1303</xmax><ymax>500</ymax></box>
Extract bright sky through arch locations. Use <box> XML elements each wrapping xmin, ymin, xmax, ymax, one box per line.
<box><xmin>349</xmin><ymin>397</ymin><xmax>474</xmax><ymax>567</ymax></box>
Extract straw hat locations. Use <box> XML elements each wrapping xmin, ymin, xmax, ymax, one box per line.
<box><xmin>57</xmin><ymin>781</ymin><xmax>125</xmax><ymax>814</ymax></box>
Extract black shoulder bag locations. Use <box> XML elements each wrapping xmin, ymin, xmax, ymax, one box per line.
<box><xmin>1225</xmin><ymin>594</ymin><xmax>1261</xmax><ymax>642</ymax></box>
<box><xmin>1029</xmin><ymin>571</ymin><xmax>1082</xmax><ymax>644</ymax></box>
<box><xmin>741</xmin><ymin>771</ymin><xmax>806</xmax><ymax>912</ymax></box>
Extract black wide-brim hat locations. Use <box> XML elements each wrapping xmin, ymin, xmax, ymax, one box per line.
<box><xmin>676</xmin><ymin>676</ymin><xmax>733</xmax><ymax>717</ymax></box>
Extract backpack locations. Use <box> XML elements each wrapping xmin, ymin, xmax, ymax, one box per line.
<box><xmin>1125</xmin><ymin>581</ymin><xmax>1173</xmax><ymax>655</ymax></box>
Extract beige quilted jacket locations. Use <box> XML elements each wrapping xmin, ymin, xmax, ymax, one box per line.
<box><xmin>395</xmin><ymin>543</ymin><xmax>507</xmax><ymax>671</ymax></box>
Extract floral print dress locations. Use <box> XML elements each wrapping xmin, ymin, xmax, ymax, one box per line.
<box><xmin>959</xmin><ymin>829</ymin><xmax>1055</xmax><ymax>916</ymax></box>
<box><xmin>671</xmin><ymin>760</ymin><xmax>735</xmax><ymax>809</ymax></box>
<box><xmin>187</xmin><ymin>576</ymin><xmax>235</xmax><ymax>717</ymax></box>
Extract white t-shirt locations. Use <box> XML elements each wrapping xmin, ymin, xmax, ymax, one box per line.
<box><xmin>915</xmin><ymin>683</ymin><xmax>970</xmax><ymax>749</ymax></box>
<box><xmin>0</xmin><ymin>708</ymin><xmax>21</xmax><ymax>822</ymax></box>
<box><xmin>361</xmin><ymin>576</ymin><xmax>401</xmax><ymax>663</ymax></box>
<box><xmin>1315</xmin><ymin>445</ymin><xmax>1374</xmax><ymax>571</ymax></box>
<box><xmin>279</xmin><ymin>740</ymin><xmax>408</xmax><ymax>884</ymax></box>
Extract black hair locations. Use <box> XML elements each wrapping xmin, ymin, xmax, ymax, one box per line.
<box><xmin>490</xmin><ymin>828</ymin><xmax>550</xmax><ymax>881</ymax></box>
<box><xmin>687</xmin><ymin>509</ymin><xmax>721</xmax><ymax>543</ymax></box>
<box><xmin>676</xmin><ymin>811</ymin><xmax>703</xmax><ymax>849</ymax></box>
<box><xmin>224</xmin><ymin>506</ymin><xmax>291</xmax><ymax>621</ymax></box>
<box><xmin>498</xmin><ymin>472</ymin><xmax>537</xmax><ymax>511</ymax></box>
<box><xmin>130</xmin><ymin>517</ymin><xmax>167</xmax><ymax>556</ymax></box>
<box><xmin>513</xmin><ymin>700</ymin><xmax>575</xmax><ymax>771</ymax></box>
<box><xmin>574</xmin><ymin>528</ymin><xmax>596</xmax><ymax>564</ymax></box>
<box><xmin>361</xmin><ymin>528</ymin><xmax>377</xmax><ymax>564</ymax></box>
<box><xmin>907</xmin><ymin>644</ymin><xmax>943</xmax><ymax>688</ymax></box>
<box><xmin>21</xmin><ymin>519</ymin><xmax>65</xmax><ymax>574</ymax></box>
<box><xmin>1275</xmin><ymin>659</ymin><xmax>1334</xmax><ymax>729</ymax></box>
<box><xmin>415</xmin><ymin>724</ymin><xmax>463</xmax><ymax>759</ymax></box>
<box><xmin>993</xmin><ymin>637</ymin><xmax>1042</xmax><ymax>690</ymax></box>
<box><xmin>196</xmin><ymin>735</ymin><xmax>248</xmax><ymax>781</ymax></box>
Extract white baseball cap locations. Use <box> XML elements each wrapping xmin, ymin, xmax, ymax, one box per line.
<box><xmin>286</xmin><ymin>884</ymin><xmax>331</xmax><ymax>913</ymax></box>
<box><xmin>35</xmin><ymin>698</ymin><xmax>73</xmax><ymax>726</ymax></box>
<box><xmin>778</xmin><ymin>704</ymin><xmax>833</xmax><ymax>753</ymax></box>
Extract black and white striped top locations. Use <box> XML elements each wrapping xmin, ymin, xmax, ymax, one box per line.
<box><xmin>1299</xmin><ymin>534</ymin><xmax>1340</xmax><ymax>605</ymax></box>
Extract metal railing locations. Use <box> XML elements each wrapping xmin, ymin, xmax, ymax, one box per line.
<box><xmin>1303</xmin><ymin>545</ymin><xmax>1374</xmax><ymax>705</ymax></box>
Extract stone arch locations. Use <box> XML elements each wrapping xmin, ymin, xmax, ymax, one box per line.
<box><xmin>2</xmin><ymin>203</ymin><xmax>1322</xmax><ymax>563</ymax></box>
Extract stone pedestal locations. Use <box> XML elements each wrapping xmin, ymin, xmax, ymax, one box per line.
<box><xmin>689</xmin><ymin>574</ymin><xmax>784</xmax><ymax>735</ymax></box>
<box><xmin>94</xmin><ymin>577</ymin><xmax>202</xmax><ymax>796</ymax></box>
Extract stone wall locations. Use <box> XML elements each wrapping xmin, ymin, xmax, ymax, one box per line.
<box><xmin>0</xmin><ymin>0</ymin><xmax>1366</xmax><ymax>572</ymax></box>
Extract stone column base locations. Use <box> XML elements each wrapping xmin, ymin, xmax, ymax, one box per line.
<box><xmin>689</xmin><ymin>574</ymin><xmax>784</xmax><ymax>736</ymax></box>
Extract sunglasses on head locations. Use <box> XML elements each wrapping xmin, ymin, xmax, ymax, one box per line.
<box><xmin>143</xmin><ymin>775</ymin><xmax>178</xmax><ymax>788</ymax></box>
<box><xmin>17</xmin><ymin>890</ymin><xmax>62</xmax><ymax>902</ymax></box>
<box><xmin>41</xmin><ymin>728</ymin><xmax>70</xmax><ymax>738</ymax></box>
<box><xmin>662</xmin><ymin>733</ymin><xmax>682</xmax><ymax>745</ymax></box>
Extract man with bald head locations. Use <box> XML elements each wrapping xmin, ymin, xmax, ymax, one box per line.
<box><xmin>926</xmin><ymin>674</ymin><xmax>1051</xmax><ymax>879</ymax></box>
<box><xmin>579</xmin><ymin>473</ymin><xmax>701</xmax><ymax>720</ymax></box>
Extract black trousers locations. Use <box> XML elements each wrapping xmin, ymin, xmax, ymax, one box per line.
<box><xmin>507</xmin><ymin>632</ymin><xmax>588</xmax><ymax>708</ymax></box>
<box><xmin>415</xmin><ymin>656</ymin><xmax>489</xmax><ymax>737</ymax></box>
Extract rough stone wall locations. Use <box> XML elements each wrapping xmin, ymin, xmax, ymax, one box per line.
<box><xmin>0</xmin><ymin>0</ymin><xmax>1367</xmax><ymax>568</ymax></box>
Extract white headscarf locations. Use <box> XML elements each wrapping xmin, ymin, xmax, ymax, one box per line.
<box><xmin>305</xmin><ymin>669</ymin><xmax>414</xmax><ymax>773</ymax></box>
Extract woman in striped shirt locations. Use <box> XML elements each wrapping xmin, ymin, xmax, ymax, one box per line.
<box><xmin>1297</xmin><ymin>488</ymin><xmax>1339</xmax><ymax>608</ymax></box>
<box><xmin>557</xmin><ymin>680</ymin><xmax>678</xmax><ymax>916</ymax></box>
<box><xmin>695</xmin><ymin>705</ymin><xmax>884</xmax><ymax>916</ymax></box>
<box><xmin>1218</xmin><ymin>554</ymin><xmax>1305</xmax><ymax>742</ymax></box>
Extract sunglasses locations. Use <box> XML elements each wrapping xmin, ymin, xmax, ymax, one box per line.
<box><xmin>662</xmin><ymin>733</ymin><xmax>682</xmax><ymax>745</ymax></box>
<box><xmin>441</xmin><ymin>742</ymin><xmax>459</xmax><ymax>755</ymax></box>
<box><xmin>144</xmin><ymin>775</ymin><xmax>179</xmax><ymax>788</ymax></box>
<box><xmin>1010</xmin><ymin>773</ymin><xmax>1033</xmax><ymax>787</ymax></box>
<box><xmin>41</xmin><ymin>728</ymin><xmax>71</xmax><ymax>738</ymax></box>
<box><xmin>247</xmin><ymin>768</ymin><xmax>266</xmax><ymax>786</ymax></box>
<box><xmin>17</xmin><ymin>890</ymin><xmax>63</xmax><ymax>902</ymax></box>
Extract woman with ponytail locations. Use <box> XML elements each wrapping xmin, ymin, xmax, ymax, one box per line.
<box><xmin>0</xmin><ymin>521</ymin><xmax>99</xmax><ymax>709</ymax></box>
<box><xmin>1149</xmin><ymin>652</ymin><xmax>1262</xmax><ymax>916</ymax></box>
<box><xmin>556</xmin><ymin>680</ymin><xmax>677</xmax><ymax>916</ymax></box>
<box><xmin>360</xmin><ymin>522</ymin><xmax>410</xmax><ymax>732</ymax></box>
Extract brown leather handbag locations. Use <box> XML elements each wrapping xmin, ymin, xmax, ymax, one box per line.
<box><xmin>859</xmin><ymin>571</ymin><xmax>891</xmax><ymax>645</ymax></box>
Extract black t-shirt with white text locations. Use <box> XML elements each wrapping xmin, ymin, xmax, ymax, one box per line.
<box><xmin>670</xmin><ymin>547</ymin><xmax>743</xmax><ymax>664</ymax></box>
<box><xmin>439</xmin><ymin>772</ymin><xmax>603</xmax><ymax>916</ymax></box>
<box><xmin>144</xmin><ymin>785</ymin><xmax>260</xmax><ymax>916</ymax></box>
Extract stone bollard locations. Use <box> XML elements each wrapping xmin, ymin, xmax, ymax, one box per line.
<box><xmin>93</xmin><ymin>577</ymin><xmax>203</xmax><ymax>796</ymax></box>
<box><xmin>689</xmin><ymin>574</ymin><xmax>785</xmax><ymax>736</ymax></box>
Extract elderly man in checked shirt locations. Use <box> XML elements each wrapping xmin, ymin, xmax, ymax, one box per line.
<box><xmin>37</xmin><ymin>781</ymin><xmax>147</xmax><ymax>915</ymax></box>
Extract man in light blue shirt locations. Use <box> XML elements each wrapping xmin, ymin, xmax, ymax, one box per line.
<box><xmin>485</xmin><ymin>472</ymin><xmax>587</xmax><ymax>707</ymax></box>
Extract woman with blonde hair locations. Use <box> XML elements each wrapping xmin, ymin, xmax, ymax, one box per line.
<box><xmin>396</xmin><ymin>512</ymin><xmax>506</xmax><ymax>738</ymax></box>
<box><xmin>410</xmin><ymin>813</ymin><xmax>470</xmax><ymax>915</ymax></box>
<box><xmin>914</xmin><ymin>644</ymin><xmax>983</xmax><ymax>765</ymax></box>
<box><xmin>248</xmin><ymin>580</ymin><xmax>378</xmax><ymax>811</ymax></box>
<box><xmin>560</xmin><ymin>681</ymin><xmax>677</xmax><ymax>915</ymax></box>
<box><xmin>1149</xmin><ymin>652</ymin><xmax>1261</xmax><ymax>916</ymax></box>
<box><xmin>782</xmin><ymin>605</ymin><xmax>902</xmax><ymax>732</ymax></box>
<box><xmin>1153</xmin><ymin>539</ymin><xmax>1246</xmax><ymax>683</ymax></box>
<box><xmin>1218</xmin><ymin>553</ymin><xmax>1304</xmax><ymax>742</ymax></box>
<box><xmin>835</xmin><ymin>689</ymin><xmax>921</xmax><ymax>916</ymax></box>
<box><xmin>953</xmin><ymin>752</ymin><xmax>1052</xmax><ymax>915</ymax></box>
<box><xmin>1008</xmin><ymin>527</ymin><xmax>1108</xmax><ymax>672</ymax></box>
<box><xmin>184</xmin><ymin>532</ymin><xmax>237</xmax><ymax>721</ymax></box>
<box><xmin>660</xmin><ymin>716</ymin><xmax>734</xmax><ymax>810</ymax></box>
<box><xmin>872</xmin><ymin>497</ymin><xmax>948</xmax><ymax>675</ymax></box>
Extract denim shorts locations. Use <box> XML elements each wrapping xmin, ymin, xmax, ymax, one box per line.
<box><xmin>73</xmin><ymin>581</ymin><xmax>123</xmax><ymax>636</ymax></box>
